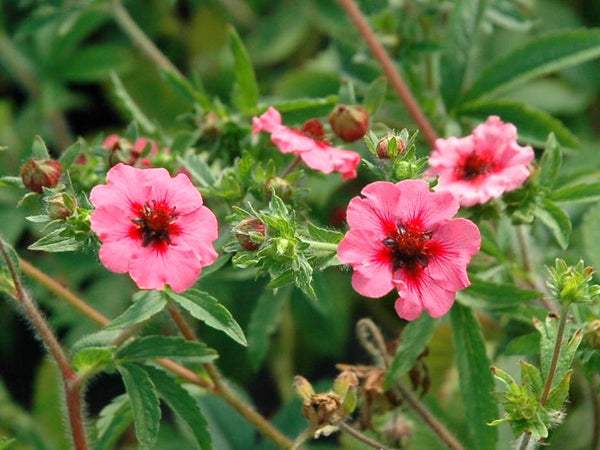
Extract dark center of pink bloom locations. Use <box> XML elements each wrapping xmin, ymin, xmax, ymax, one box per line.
<box><xmin>383</xmin><ymin>221</ymin><xmax>433</xmax><ymax>271</ymax></box>
<box><xmin>130</xmin><ymin>201</ymin><xmax>181</xmax><ymax>251</ymax></box>
<box><xmin>456</xmin><ymin>151</ymin><xmax>494</xmax><ymax>181</ymax></box>
<box><xmin>299</xmin><ymin>119</ymin><xmax>328</xmax><ymax>142</ymax></box>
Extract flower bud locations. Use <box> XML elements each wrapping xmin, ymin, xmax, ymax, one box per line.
<box><xmin>376</xmin><ymin>135</ymin><xmax>406</xmax><ymax>159</ymax></box>
<box><xmin>264</xmin><ymin>176</ymin><xmax>292</xmax><ymax>201</ymax></box>
<box><xmin>328</xmin><ymin>104</ymin><xmax>369</xmax><ymax>142</ymax></box>
<box><xmin>20</xmin><ymin>158</ymin><xmax>62</xmax><ymax>193</ymax></box>
<box><xmin>233</xmin><ymin>218</ymin><xmax>266</xmax><ymax>251</ymax></box>
<box><xmin>45</xmin><ymin>193</ymin><xmax>75</xmax><ymax>220</ymax></box>
<box><xmin>301</xmin><ymin>119</ymin><xmax>326</xmax><ymax>141</ymax></box>
<box><xmin>293</xmin><ymin>375</ymin><xmax>315</xmax><ymax>403</ymax></box>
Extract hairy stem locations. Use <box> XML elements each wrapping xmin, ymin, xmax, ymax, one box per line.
<box><xmin>110</xmin><ymin>0</ymin><xmax>182</xmax><ymax>76</ymax></box>
<box><xmin>336</xmin><ymin>421</ymin><xmax>391</xmax><ymax>450</ymax></box>
<box><xmin>167</xmin><ymin>304</ymin><xmax>297</xmax><ymax>449</ymax></box>
<box><xmin>591</xmin><ymin>375</ymin><xmax>600</xmax><ymax>450</ymax></box>
<box><xmin>539</xmin><ymin>308</ymin><xmax>569</xmax><ymax>406</ymax></box>
<box><xmin>0</xmin><ymin>240</ymin><xmax>88</xmax><ymax>450</ymax></box>
<box><xmin>337</xmin><ymin>0</ymin><xmax>438</xmax><ymax>147</ymax></box>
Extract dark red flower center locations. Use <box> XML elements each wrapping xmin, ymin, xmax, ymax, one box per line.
<box><xmin>383</xmin><ymin>221</ymin><xmax>433</xmax><ymax>271</ymax></box>
<box><xmin>300</xmin><ymin>119</ymin><xmax>328</xmax><ymax>142</ymax></box>
<box><xmin>130</xmin><ymin>201</ymin><xmax>181</xmax><ymax>251</ymax></box>
<box><xmin>456</xmin><ymin>151</ymin><xmax>494</xmax><ymax>181</ymax></box>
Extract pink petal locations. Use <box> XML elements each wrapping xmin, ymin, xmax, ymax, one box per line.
<box><xmin>345</xmin><ymin>181</ymin><xmax>402</xmax><ymax>233</ymax></box>
<box><xmin>129</xmin><ymin>244</ymin><xmax>203</xmax><ymax>292</ymax></box>
<box><xmin>395</xmin><ymin>180</ymin><xmax>459</xmax><ymax>229</ymax></box>
<box><xmin>90</xmin><ymin>203</ymin><xmax>133</xmax><ymax>241</ymax></box>
<box><xmin>90</xmin><ymin>164</ymin><xmax>151</xmax><ymax>208</ymax></box>
<box><xmin>148</xmin><ymin>171</ymin><xmax>204</xmax><ymax>215</ymax></box>
<box><xmin>271</xmin><ymin>129</ymin><xmax>321</xmax><ymax>154</ymax></box>
<box><xmin>393</xmin><ymin>271</ymin><xmax>456</xmax><ymax>320</ymax></box>
<box><xmin>176</xmin><ymin>206</ymin><xmax>219</xmax><ymax>264</ymax></box>
<box><xmin>252</xmin><ymin>107</ymin><xmax>283</xmax><ymax>135</ymax></box>
<box><xmin>98</xmin><ymin>239</ymin><xmax>138</xmax><ymax>273</ymax></box>
<box><xmin>351</xmin><ymin>262</ymin><xmax>394</xmax><ymax>298</ymax></box>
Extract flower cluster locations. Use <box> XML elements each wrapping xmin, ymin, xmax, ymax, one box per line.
<box><xmin>90</xmin><ymin>163</ymin><xmax>218</xmax><ymax>292</ymax></box>
<box><xmin>338</xmin><ymin>180</ymin><xmax>480</xmax><ymax>320</ymax></box>
<box><xmin>427</xmin><ymin>116</ymin><xmax>534</xmax><ymax>206</ymax></box>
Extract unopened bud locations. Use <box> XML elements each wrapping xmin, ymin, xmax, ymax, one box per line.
<box><xmin>20</xmin><ymin>158</ymin><xmax>62</xmax><ymax>193</ymax></box>
<box><xmin>302</xmin><ymin>393</ymin><xmax>342</xmax><ymax>426</ymax></box>
<box><xmin>293</xmin><ymin>375</ymin><xmax>315</xmax><ymax>403</ymax></box>
<box><xmin>301</xmin><ymin>119</ymin><xmax>326</xmax><ymax>141</ymax></box>
<box><xmin>233</xmin><ymin>218</ymin><xmax>266</xmax><ymax>251</ymax></box>
<box><xmin>376</xmin><ymin>135</ymin><xmax>406</xmax><ymax>159</ymax></box>
<box><xmin>45</xmin><ymin>193</ymin><xmax>74</xmax><ymax>220</ymax></box>
<box><xmin>584</xmin><ymin>320</ymin><xmax>600</xmax><ymax>349</ymax></box>
<box><xmin>264</xmin><ymin>176</ymin><xmax>292</xmax><ymax>201</ymax></box>
<box><xmin>328</xmin><ymin>104</ymin><xmax>369</xmax><ymax>142</ymax></box>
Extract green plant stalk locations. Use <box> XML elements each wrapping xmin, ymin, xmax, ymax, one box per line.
<box><xmin>167</xmin><ymin>304</ymin><xmax>297</xmax><ymax>449</ymax></box>
<box><xmin>539</xmin><ymin>307</ymin><xmax>569</xmax><ymax>406</ymax></box>
<box><xmin>336</xmin><ymin>421</ymin><xmax>392</xmax><ymax>450</ymax></box>
<box><xmin>337</xmin><ymin>0</ymin><xmax>439</xmax><ymax>147</ymax></box>
<box><xmin>0</xmin><ymin>240</ymin><xmax>88</xmax><ymax>450</ymax></box>
<box><xmin>304</xmin><ymin>240</ymin><xmax>339</xmax><ymax>253</ymax></box>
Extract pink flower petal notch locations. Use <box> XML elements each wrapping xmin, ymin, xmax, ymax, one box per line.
<box><xmin>427</xmin><ymin>116</ymin><xmax>535</xmax><ymax>206</ymax></box>
<box><xmin>337</xmin><ymin>179</ymin><xmax>481</xmax><ymax>320</ymax></box>
<box><xmin>90</xmin><ymin>163</ymin><xmax>218</xmax><ymax>293</ymax></box>
<box><xmin>252</xmin><ymin>107</ymin><xmax>361</xmax><ymax>180</ymax></box>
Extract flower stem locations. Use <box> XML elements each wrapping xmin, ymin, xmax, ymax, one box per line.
<box><xmin>336</xmin><ymin>421</ymin><xmax>391</xmax><ymax>450</ymax></box>
<box><xmin>539</xmin><ymin>308</ymin><xmax>569</xmax><ymax>406</ymax></box>
<box><xmin>590</xmin><ymin>375</ymin><xmax>600</xmax><ymax>450</ymax></box>
<box><xmin>167</xmin><ymin>304</ymin><xmax>297</xmax><ymax>449</ymax></box>
<box><xmin>110</xmin><ymin>0</ymin><xmax>182</xmax><ymax>76</ymax></box>
<box><xmin>337</xmin><ymin>0</ymin><xmax>439</xmax><ymax>148</ymax></box>
<box><xmin>0</xmin><ymin>240</ymin><xmax>88</xmax><ymax>450</ymax></box>
<box><xmin>303</xmin><ymin>240</ymin><xmax>339</xmax><ymax>253</ymax></box>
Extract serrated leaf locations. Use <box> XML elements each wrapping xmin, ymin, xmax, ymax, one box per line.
<box><xmin>72</xmin><ymin>346</ymin><xmax>114</xmax><ymax>373</ymax></box>
<box><xmin>385</xmin><ymin>314</ymin><xmax>437</xmax><ymax>388</ymax></box>
<box><xmin>177</xmin><ymin>154</ymin><xmax>216</xmax><ymax>188</ymax></box>
<box><xmin>247</xmin><ymin>287</ymin><xmax>291</xmax><ymax>370</ymax></box>
<box><xmin>364</xmin><ymin>77</ymin><xmax>387</xmax><ymax>114</ymax></box>
<box><xmin>451</xmin><ymin>304</ymin><xmax>498</xmax><ymax>450</ymax></box>
<box><xmin>534</xmin><ymin>198</ymin><xmax>571</xmax><ymax>250</ymax></box>
<box><xmin>160</xmin><ymin>68</ymin><xmax>211</xmax><ymax>110</ymax></box>
<box><xmin>551</xmin><ymin>182</ymin><xmax>600</xmax><ymax>204</ymax></box>
<box><xmin>520</xmin><ymin>361</ymin><xmax>543</xmax><ymax>398</ymax></box>
<box><xmin>116</xmin><ymin>336</ymin><xmax>218</xmax><ymax>362</ymax></box>
<box><xmin>538</xmin><ymin>133</ymin><xmax>562</xmax><ymax>189</ymax></box>
<box><xmin>440</xmin><ymin>0</ymin><xmax>491</xmax><ymax>109</ymax></box>
<box><xmin>306</xmin><ymin>223</ymin><xmax>344</xmax><ymax>244</ymax></box>
<box><xmin>463</xmin><ymin>29</ymin><xmax>600</xmax><ymax>103</ymax></box>
<box><xmin>95</xmin><ymin>394</ymin><xmax>133</xmax><ymax>450</ymax></box>
<box><xmin>118</xmin><ymin>363</ymin><xmax>161</xmax><ymax>450</ymax></box>
<box><xmin>228</xmin><ymin>26</ymin><xmax>258</xmax><ymax>113</ymax></box>
<box><xmin>166</xmin><ymin>289</ymin><xmax>247</xmax><ymax>346</ymax></box>
<box><xmin>27</xmin><ymin>228</ymin><xmax>81</xmax><ymax>252</ymax></box>
<box><xmin>143</xmin><ymin>365</ymin><xmax>211</xmax><ymax>450</ymax></box>
<box><xmin>458</xmin><ymin>100</ymin><xmax>579</xmax><ymax>149</ymax></box>
<box><xmin>545</xmin><ymin>370</ymin><xmax>572</xmax><ymax>411</ymax></box>
<box><xmin>104</xmin><ymin>290</ymin><xmax>167</xmax><ymax>331</ymax></box>
<box><xmin>110</xmin><ymin>72</ymin><xmax>156</xmax><ymax>134</ymax></box>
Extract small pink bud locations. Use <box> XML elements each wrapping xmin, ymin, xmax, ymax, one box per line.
<box><xmin>20</xmin><ymin>158</ymin><xmax>62</xmax><ymax>193</ymax></box>
<box><xmin>233</xmin><ymin>218</ymin><xmax>266</xmax><ymax>251</ymax></box>
<box><xmin>328</xmin><ymin>104</ymin><xmax>369</xmax><ymax>142</ymax></box>
<box><xmin>376</xmin><ymin>135</ymin><xmax>406</xmax><ymax>159</ymax></box>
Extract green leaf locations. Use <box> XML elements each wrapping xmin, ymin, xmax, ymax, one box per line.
<box><xmin>247</xmin><ymin>287</ymin><xmax>291</xmax><ymax>370</ymax></box>
<box><xmin>306</xmin><ymin>223</ymin><xmax>344</xmax><ymax>244</ymax></box>
<box><xmin>104</xmin><ymin>290</ymin><xmax>167</xmax><ymax>331</ymax></box>
<box><xmin>440</xmin><ymin>0</ymin><xmax>491</xmax><ymax>109</ymax></box>
<box><xmin>463</xmin><ymin>278</ymin><xmax>540</xmax><ymax>307</ymax></box>
<box><xmin>59</xmin><ymin>138</ymin><xmax>85</xmax><ymax>170</ymax></box>
<box><xmin>582</xmin><ymin>203</ymin><xmax>600</xmax><ymax>273</ymax></box>
<box><xmin>519</xmin><ymin>361</ymin><xmax>544</xmax><ymax>397</ymax></box>
<box><xmin>385</xmin><ymin>315</ymin><xmax>437</xmax><ymax>388</ymax></box>
<box><xmin>228</xmin><ymin>26</ymin><xmax>259</xmax><ymax>113</ymax></box>
<box><xmin>27</xmin><ymin>228</ymin><xmax>81</xmax><ymax>253</ymax></box>
<box><xmin>551</xmin><ymin>182</ymin><xmax>600</xmax><ymax>204</ymax></box>
<box><xmin>160</xmin><ymin>68</ymin><xmax>211</xmax><ymax>111</ymax></box>
<box><xmin>118</xmin><ymin>363</ymin><xmax>161</xmax><ymax>450</ymax></box>
<box><xmin>0</xmin><ymin>437</ymin><xmax>15</xmax><ymax>449</ymax></box>
<box><xmin>110</xmin><ymin>72</ymin><xmax>156</xmax><ymax>134</ymax></box>
<box><xmin>534</xmin><ymin>198</ymin><xmax>571</xmax><ymax>250</ymax></box>
<box><xmin>60</xmin><ymin>44</ymin><xmax>131</xmax><ymax>82</ymax></box>
<box><xmin>72</xmin><ymin>346</ymin><xmax>114</xmax><ymax>373</ymax></box>
<box><xmin>364</xmin><ymin>77</ymin><xmax>387</xmax><ymax>115</ymax></box>
<box><xmin>458</xmin><ymin>100</ymin><xmax>579</xmax><ymax>149</ymax></box>
<box><xmin>462</xmin><ymin>29</ymin><xmax>600</xmax><ymax>103</ymax></box>
<box><xmin>116</xmin><ymin>336</ymin><xmax>218</xmax><ymax>363</ymax></box>
<box><xmin>31</xmin><ymin>135</ymin><xmax>51</xmax><ymax>159</ymax></box>
<box><xmin>177</xmin><ymin>154</ymin><xmax>216</xmax><ymax>188</ymax></box>
<box><xmin>546</xmin><ymin>370</ymin><xmax>572</xmax><ymax>411</ymax></box>
<box><xmin>450</xmin><ymin>304</ymin><xmax>498</xmax><ymax>450</ymax></box>
<box><xmin>0</xmin><ymin>238</ymin><xmax>19</xmax><ymax>297</ymax></box>
<box><xmin>166</xmin><ymin>289</ymin><xmax>247</xmax><ymax>346</ymax></box>
<box><xmin>143</xmin><ymin>365</ymin><xmax>211</xmax><ymax>450</ymax></box>
<box><xmin>95</xmin><ymin>394</ymin><xmax>133</xmax><ymax>450</ymax></box>
<box><xmin>538</xmin><ymin>133</ymin><xmax>562</xmax><ymax>189</ymax></box>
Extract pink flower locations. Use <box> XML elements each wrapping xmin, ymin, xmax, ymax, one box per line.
<box><xmin>252</xmin><ymin>107</ymin><xmax>361</xmax><ymax>180</ymax></box>
<box><xmin>337</xmin><ymin>180</ymin><xmax>480</xmax><ymax>320</ymax></box>
<box><xmin>102</xmin><ymin>134</ymin><xmax>168</xmax><ymax>168</ymax></box>
<box><xmin>90</xmin><ymin>163</ymin><xmax>218</xmax><ymax>292</ymax></box>
<box><xmin>426</xmin><ymin>116</ymin><xmax>534</xmax><ymax>206</ymax></box>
